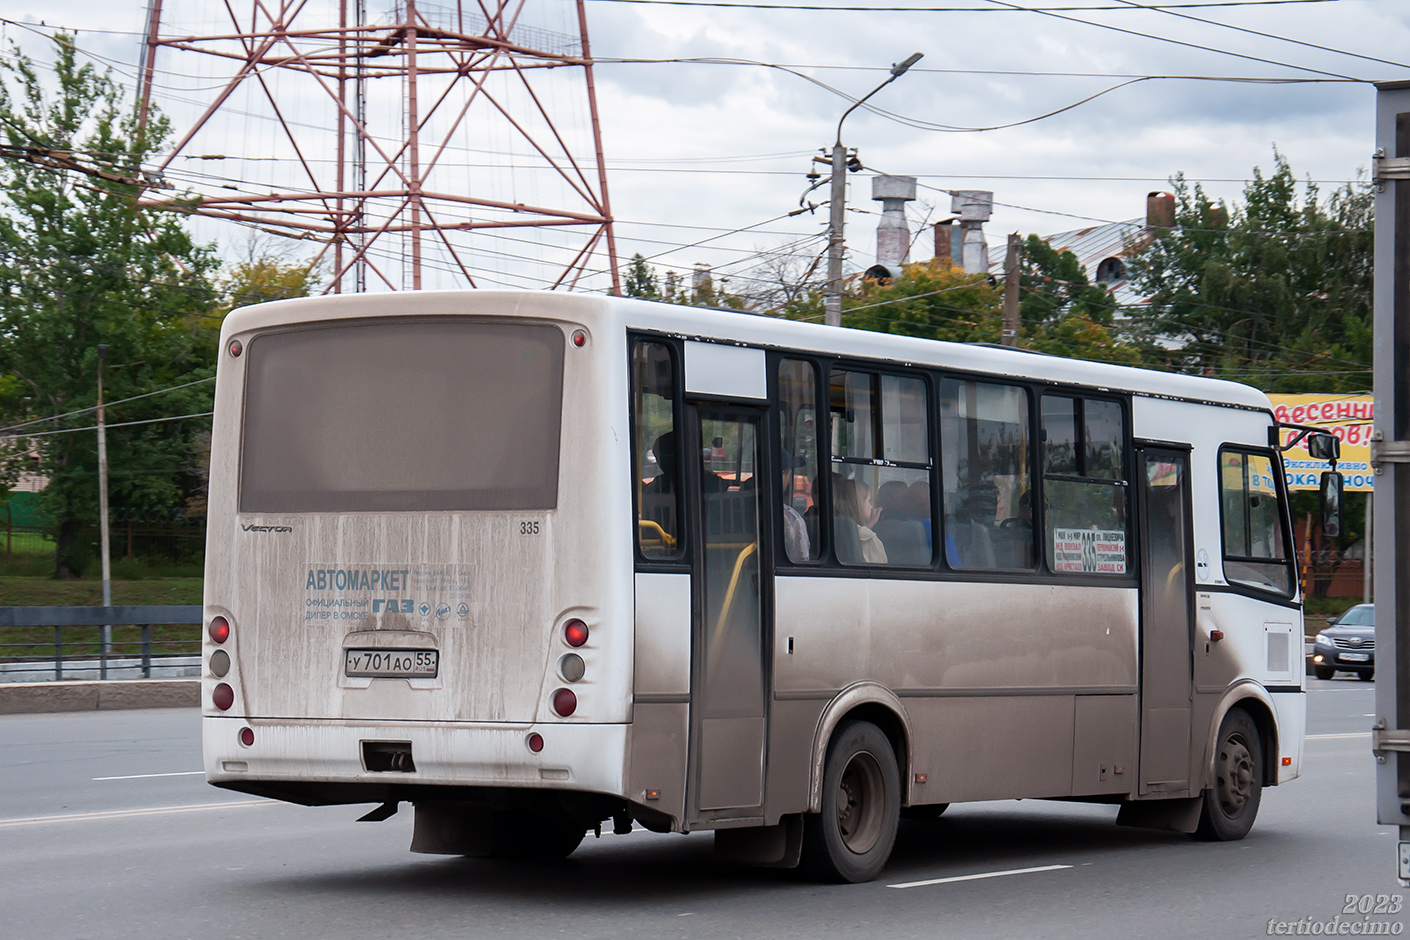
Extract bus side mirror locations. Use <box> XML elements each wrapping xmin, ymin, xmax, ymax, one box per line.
<box><xmin>1308</xmin><ymin>433</ymin><xmax>1340</xmax><ymax>462</ymax></box>
<box><xmin>1319</xmin><ymin>470</ymin><xmax>1344</xmax><ymax>539</ymax></box>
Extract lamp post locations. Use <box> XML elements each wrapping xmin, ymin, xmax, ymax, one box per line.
<box><xmin>96</xmin><ymin>344</ymin><xmax>112</xmax><ymax>677</ymax></box>
<box><xmin>823</xmin><ymin>52</ymin><xmax>923</xmax><ymax>327</ymax></box>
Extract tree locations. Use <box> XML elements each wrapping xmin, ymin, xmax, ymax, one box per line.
<box><xmin>839</xmin><ymin>260</ymin><xmax>1003</xmax><ymax>342</ymax></box>
<box><xmin>623</xmin><ymin>253</ymin><xmax>659</xmax><ymax>300</ymax></box>
<box><xmin>1018</xmin><ymin>236</ymin><xmax>1141</xmax><ymax>366</ymax></box>
<box><xmin>218</xmin><ymin>235</ymin><xmax>320</xmax><ymax>312</ymax></box>
<box><xmin>0</xmin><ymin>38</ymin><xmax>219</xmax><ymax>576</ymax></box>
<box><xmin>1125</xmin><ymin>150</ymin><xmax>1372</xmax><ymax>390</ymax></box>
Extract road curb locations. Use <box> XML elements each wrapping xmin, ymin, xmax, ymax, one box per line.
<box><xmin>0</xmin><ymin>680</ymin><xmax>199</xmax><ymax>715</ymax></box>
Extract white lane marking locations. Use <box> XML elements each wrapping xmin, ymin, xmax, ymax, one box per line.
<box><xmin>889</xmin><ymin>864</ymin><xmax>1072</xmax><ymax>890</ymax></box>
<box><xmin>1306</xmin><ymin>732</ymin><xmax>1372</xmax><ymax>740</ymax></box>
<box><xmin>93</xmin><ymin>771</ymin><xmax>205</xmax><ymax>781</ymax></box>
<box><xmin>0</xmin><ymin>800</ymin><xmax>269</xmax><ymax>829</ymax></box>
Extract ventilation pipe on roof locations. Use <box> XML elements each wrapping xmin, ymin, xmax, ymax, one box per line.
<box><xmin>951</xmin><ymin>190</ymin><xmax>993</xmax><ymax>274</ymax></box>
<box><xmin>873</xmin><ymin>175</ymin><xmax>917</xmax><ymax>269</ymax></box>
<box><xmin>1146</xmin><ymin>191</ymin><xmax>1176</xmax><ymax>230</ymax></box>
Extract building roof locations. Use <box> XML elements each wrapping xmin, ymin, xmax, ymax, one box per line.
<box><xmin>994</xmin><ymin>217</ymin><xmax>1155</xmax><ymax>308</ymax></box>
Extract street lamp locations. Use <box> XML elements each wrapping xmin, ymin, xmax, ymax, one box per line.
<box><xmin>824</xmin><ymin>52</ymin><xmax>923</xmax><ymax>327</ymax></box>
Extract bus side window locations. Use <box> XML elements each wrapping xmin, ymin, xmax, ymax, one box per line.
<box><xmin>778</xmin><ymin>359</ymin><xmax>819</xmax><ymax>563</ymax></box>
<box><xmin>1219</xmin><ymin>448</ymin><xmax>1292</xmax><ymax>595</ymax></box>
<box><xmin>633</xmin><ymin>341</ymin><xmax>682</xmax><ymax>560</ymax></box>
<box><xmin>830</xmin><ymin>369</ymin><xmax>934</xmax><ymax>567</ymax></box>
<box><xmin>1041</xmin><ymin>395</ymin><xmax>1129</xmax><ymax>576</ymax></box>
<box><xmin>939</xmin><ymin>379</ymin><xmax>1031</xmax><ymax>570</ymax></box>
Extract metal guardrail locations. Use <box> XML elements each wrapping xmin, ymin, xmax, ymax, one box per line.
<box><xmin>0</xmin><ymin>606</ymin><xmax>203</xmax><ymax>682</ymax></box>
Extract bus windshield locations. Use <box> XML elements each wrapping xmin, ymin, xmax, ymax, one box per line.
<box><xmin>239</xmin><ymin>319</ymin><xmax>564</xmax><ymax>513</ymax></box>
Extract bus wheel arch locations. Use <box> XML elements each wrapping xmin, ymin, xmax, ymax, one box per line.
<box><xmin>807</xmin><ymin>683</ymin><xmax>913</xmax><ymax>814</ymax></box>
<box><xmin>1205</xmin><ymin>684</ymin><xmax>1280</xmax><ymax>789</ymax></box>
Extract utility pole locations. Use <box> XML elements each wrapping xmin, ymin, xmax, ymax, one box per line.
<box><xmin>1370</xmin><ymin>80</ymin><xmax>1410</xmax><ymax>885</ymax></box>
<box><xmin>1002</xmin><ymin>233</ymin><xmax>1021</xmax><ymax>346</ymax></box>
<box><xmin>824</xmin><ymin>52</ymin><xmax>923</xmax><ymax>326</ymax></box>
<box><xmin>96</xmin><ymin>345</ymin><xmax>112</xmax><ymax>678</ymax></box>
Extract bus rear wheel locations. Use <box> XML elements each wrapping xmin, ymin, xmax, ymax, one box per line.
<box><xmin>1193</xmin><ymin>708</ymin><xmax>1262</xmax><ymax>842</ymax></box>
<box><xmin>802</xmin><ymin>720</ymin><xmax>900</xmax><ymax>883</ymax></box>
<box><xmin>490</xmin><ymin>810</ymin><xmax>585</xmax><ymax>860</ymax></box>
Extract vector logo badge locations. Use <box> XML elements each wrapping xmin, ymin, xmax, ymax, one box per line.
<box><xmin>242</xmin><ymin>523</ymin><xmax>293</xmax><ymax>533</ymax></box>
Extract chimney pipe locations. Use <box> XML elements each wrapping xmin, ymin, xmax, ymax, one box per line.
<box><xmin>1146</xmin><ymin>191</ymin><xmax>1176</xmax><ymax>229</ymax></box>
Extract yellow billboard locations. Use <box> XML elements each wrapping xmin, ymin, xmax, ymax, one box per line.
<box><xmin>1268</xmin><ymin>394</ymin><xmax>1374</xmax><ymax>492</ymax></box>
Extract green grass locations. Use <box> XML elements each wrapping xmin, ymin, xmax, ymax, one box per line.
<box><xmin>0</xmin><ymin>576</ymin><xmax>203</xmax><ymax>607</ymax></box>
<box><xmin>0</xmin><ymin>577</ymin><xmax>205</xmax><ymax>662</ymax></box>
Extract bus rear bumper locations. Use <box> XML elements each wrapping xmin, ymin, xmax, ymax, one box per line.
<box><xmin>202</xmin><ymin>717</ymin><xmax>629</xmax><ymax>801</ymax></box>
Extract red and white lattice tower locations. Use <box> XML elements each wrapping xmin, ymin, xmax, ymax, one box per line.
<box><xmin>137</xmin><ymin>0</ymin><xmax>620</xmax><ymax>293</ymax></box>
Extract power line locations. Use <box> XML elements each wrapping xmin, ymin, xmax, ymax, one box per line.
<box><xmin>2</xmin><ymin>411</ymin><xmax>214</xmax><ymax>441</ymax></box>
<box><xmin>587</xmin><ymin>0</ymin><xmax>1335</xmax><ymax>9</ymax></box>
<box><xmin>1106</xmin><ymin>0</ymin><xmax>1410</xmax><ymax>72</ymax></box>
<box><xmin>0</xmin><ymin>377</ymin><xmax>216</xmax><ymax>436</ymax></box>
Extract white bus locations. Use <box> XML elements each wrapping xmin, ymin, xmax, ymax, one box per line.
<box><xmin>203</xmin><ymin>289</ymin><xmax>1318</xmax><ymax>883</ymax></box>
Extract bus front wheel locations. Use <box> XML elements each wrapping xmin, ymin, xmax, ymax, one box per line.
<box><xmin>1193</xmin><ymin>708</ymin><xmax>1262</xmax><ymax>842</ymax></box>
<box><xmin>801</xmin><ymin>720</ymin><xmax>901</xmax><ymax>883</ymax></box>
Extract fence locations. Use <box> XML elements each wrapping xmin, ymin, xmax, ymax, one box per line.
<box><xmin>0</xmin><ymin>606</ymin><xmax>203</xmax><ymax>682</ymax></box>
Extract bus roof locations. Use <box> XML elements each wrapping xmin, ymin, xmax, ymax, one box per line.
<box><xmin>222</xmin><ymin>289</ymin><xmax>1273</xmax><ymax>413</ymax></box>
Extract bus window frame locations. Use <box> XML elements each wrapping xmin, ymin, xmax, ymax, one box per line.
<box><xmin>1214</xmin><ymin>443</ymin><xmax>1297</xmax><ymax>601</ymax></box>
<box><xmin>629</xmin><ymin>334</ymin><xmax>690</xmax><ymax>572</ymax></box>
<box><xmin>822</xmin><ymin>358</ymin><xmax>940</xmax><ymax>571</ymax></box>
<box><xmin>1036</xmin><ymin>391</ymin><xmax>1134</xmax><ymax>579</ymax></box>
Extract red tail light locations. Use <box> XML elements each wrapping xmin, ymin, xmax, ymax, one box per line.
<box><xmin>209</xmin><ymin>616</ymin><xmax>230</xmax><ymax>644</ymax></box>
<box><xmin>239</xmin><ymin>727</ymin><xmax>255</xmax><ymax>747</ymax></box>
<box><xmin>527</xmin><ymin>733</ymin><xmax>544</xmax><ymax>753</ymax></box>
<box><xmin>552</xmin><ymin>688</ymin><xmax>577</xmax><ymax>717</ymax></box>
<box><xmin>213</xmin><ymin>683</ymin><xmax>234</xmax><ymax>711</ymax></box>
<box><xmin>563</xmin><ymin>619</ymin><xmax>588</xmax><ymax>648</ymax></box>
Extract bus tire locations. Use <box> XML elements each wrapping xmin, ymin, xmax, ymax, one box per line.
<box><xmin>1193</xmin><ymin>708</ymin><xmax>1262</xmax><ymax>842</ymax></box>
<box><xmin>490</xmin><ymin>811</ymin><xmax>585</xmax><ymax>860</ymax></box>
<box><xmin>801</xmin><ymin>719</ymin><xmax>900</xmax><ymax>883</ymax></box>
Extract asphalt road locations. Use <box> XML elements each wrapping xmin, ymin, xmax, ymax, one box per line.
<box><xmin>0</xmin><ymin>677</ymin><xmax>1394</xmax><ymax>940</ymax></box>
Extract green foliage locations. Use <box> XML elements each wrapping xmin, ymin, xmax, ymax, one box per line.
<box><xmin>1018</xmin><ymin>236</ymin><xmax>1141</xmax><ymax>366</ymax></box>
<box><xmin>219</xmin><ymin>249</ymin><xmax>319</xmax><ymax>312</ymax></box>
<box><xmin>624</xmin><ymin>253</ymin><xmax>659</xmax><ymax>300</ymax></box>
<box><xmin>1125</xmin><ymin>150</ymin><xmax>1372</xmax><ymax>390</ymax></box>
<box><xmin>839</xmin><ymin>260</ymin><xmax>1003</xmax><ymax>342</ymax></box>
<box><xmin>0</xmin><ymin>37</ymin><xmax>219</xmax><ymax>575</ymax></box>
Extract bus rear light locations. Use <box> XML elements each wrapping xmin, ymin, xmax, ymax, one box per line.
<box><xmin>213</xmin><ymin>683</ymin><xmax>235</xmax><ymax>711</ymax></box>
<box><xmin>552</xmin><ymin>688</ymin><xmax>577</xmax><ymax>717</ymax></box>
<box><xmin>228</xmin><ymin>339</ymin><xmax>242</xmax><ymax>358</ymax></box>
<box><xmin>559</xmin><ymin>653</ymin><xmax>585</xmax><ymax>682</ymax></box>
<box><xmin>571</xmin><ymin>330</ymin><xmax>587</xmax><ymax>347</ymax></box>
<box><xmin>209</xmin><ymin>616</ymin><xmax>230</xmax><ymax>644</ymax></box>
<box><xmin>527</xmin><ymin>733</ymin><xmax>544</xmax><ymax>753</ymax></box>
<box><xmin>210</xmin><ymin>649</ymin><xmax>231</xmax><ymax>677</ymax></box>
<box><xmin>1282</xmin><ymin>757</ymin><xmax>1292</xmax><ymax>766</ymax></box>
<box><xmin>564</xmin><ymin>619</ymin><xmax>588</xmax><ymax>648</ymax></box>
<box><xmin>239</xmin><ymin>727</ymin><xmax>255</xmax><ymax>747</ymax></box>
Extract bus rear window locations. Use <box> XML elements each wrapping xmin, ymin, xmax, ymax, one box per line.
<box><xmin>239</xmin><ymin>320</ymin><xmax>564</xmax><ymax>512</ymax></box>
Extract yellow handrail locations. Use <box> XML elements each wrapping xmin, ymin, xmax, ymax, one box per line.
<box><xmin>637</xmin><ymin>518</ymin><xmax>678</xmax><ymax>550</ymax></box>
<box><xmin>712</xmin><ymin>542</ymin><xmax>758</xmax><ymax>643</ymax></box>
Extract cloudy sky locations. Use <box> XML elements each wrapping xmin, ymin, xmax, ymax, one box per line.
<box><xmin>2</xmin><ymin>0</ymin><xmax>1407</xmax><ymax>297</ymax></box>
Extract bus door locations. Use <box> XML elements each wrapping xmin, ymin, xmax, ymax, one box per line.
<box><xmin>1136</xmin><ymin>446</ymin><xmax>1196</xmax><ymax>794</ymax></box>
<box><xmin>686</xmin><ymin>405</ymin><xmax>770</xmax><ymax>822</ymax></box>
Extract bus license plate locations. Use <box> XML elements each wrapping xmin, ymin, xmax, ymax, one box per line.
<box><xmin>1341</xmin><ymin>652</ymin><xmax>1370</xmax><ymax>662</ymax></box>
<box><xmin>344</xmin><ymin>649</ymin><xmax>439</xmax><ymax>678</ymax></box>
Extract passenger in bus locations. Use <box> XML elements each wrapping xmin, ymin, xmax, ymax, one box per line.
<box><xmin>873</xmin><ymin>480</ymin><xmax>929</xmax><ymax>566</ymax></box>
<box><xmin>945</xmin><ymin>482</ymin><xmax>997</xmax><ymax>568</ymax></box>
<box><xmin>779</xmin><ymin>449</ymin><xmax>812</xmax><ymax>562</ymax></box>
<box><xmin>834</xmin><ymin>475</ymin><xmax>887</xmax><ymax>564</ymax></box>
